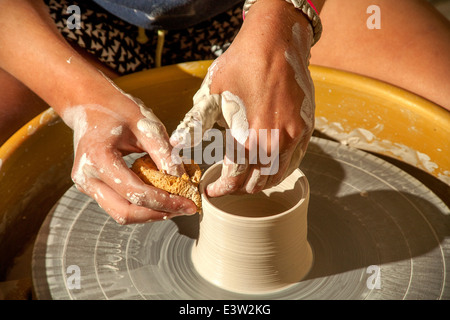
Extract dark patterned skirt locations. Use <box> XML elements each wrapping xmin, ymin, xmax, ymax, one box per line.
<box><xmin>44</xmin><ymin>0</ymin><xmax>243</xmax><ymax>75</ymax></box>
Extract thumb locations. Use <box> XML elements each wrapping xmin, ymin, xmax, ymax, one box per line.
<box><xmin>170</xmin><ymin>73</ymin><xmax>223</xmax><ymax>149</ymax></box>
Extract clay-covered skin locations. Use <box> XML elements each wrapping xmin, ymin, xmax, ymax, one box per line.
<box><xmin>0</xmin><ymin>0</ymin><xmax>198</xmax><ymax>225</ymax></box>
<box><xmin>170</xmin><ymin>0</ymin><xmax>316</xmax><ymax>197</ymax></box>
<box><xmin>62</xmin><ymin>72</ymin><xmax>198</xmax><ymax>225</ymax></box>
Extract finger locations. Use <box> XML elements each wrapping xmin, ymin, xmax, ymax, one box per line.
<box><xmin>170</xmin><ymin>77</ymin><xmax>222</xmax><ymax>148</ymax></box>
<box><xmin>78</xmin><ymin>149</ymin><xmax>197</xmax><ymax>216</ymax></box>
<box><xmin>264</xmin><ymin>149</ymin><xmax>293</xmax><ymax>189</ymax></box>
<box><xmin>206</xmin><ymin>156</ymin><xmax>250</xmax><ymax>197</ymax></box>
<box><xmin>265</xmin><ymin>141</ymin><xmax>306</xmax><ymax>189</ymax></box>
<box><xmin>286</xmin><ymin>142</ymin><xmax>306</xmax><ymax>175</ymax></box>
<box><xmin>239</xmin><ymin>166</ymin><xmax>269</xmax><ymax>194</ymax></box>
<box><xmin>124</xmin><ymin>184</ymin><xmax>198</xmax><ymax>216</ymax></box>
<box><xmin>135</xmin><ymin>108</ymin><xmax>186</xmax><ymax>177</ymax></box>
<box><xmin>220</xmin><ymin>91</ymin><xmax>249</xmax><ymax>146</ymax></box>
<box><xmin>140</xmin><ymin>129</ymin><xmax>187</xmax><ymax>177</ymax></box>
<box><xmin>75</xmin><ymin>177</ymin><xmax>187</xmax><ymax>224</ymax></box>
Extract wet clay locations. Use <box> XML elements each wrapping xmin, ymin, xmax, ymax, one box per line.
<box><xmin>191</xmin><ymin>163</ymin><xmax>313</xmax><ymax>294</ymax></box>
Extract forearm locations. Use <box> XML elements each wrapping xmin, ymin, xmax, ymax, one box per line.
<box><xmin>0</xmin><ymin>0</ymin><xmax>128</xmax><ymax>121</ymax></box>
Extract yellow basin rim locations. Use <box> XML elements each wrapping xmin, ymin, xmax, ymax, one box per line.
<box><xmin>310</xmin><ymin>65</ymin><xmax>450</xmax><ymax>185</ymax></box>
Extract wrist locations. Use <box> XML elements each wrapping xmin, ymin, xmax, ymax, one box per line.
<box><xmin>243</xmin><ymin>0</ymin><xmax>321</xmax><ymax>47</ymax></box>
<box><xmin>237</xmin><ymin>0</ymin><xmax>314</xmax><ymax>56</ymax></box>
<box><xmin>51</xmin><ymin>58</ymin><xmax>141</xmax><ymax>124</ymax></box>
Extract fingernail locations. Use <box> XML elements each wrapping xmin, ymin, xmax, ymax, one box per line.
<box><xmin>183</xmin><ymin>206</ymin><xmax>197</xmax><ymax>215</ymax></box>
<box><xmin>115</xmin><ymin>216</ymin><xmax>127</xmax><ymax>225</ymax></box>
<box><xmin>173</xmin><ymin>204</ymin><xmax>197</xmax><ymax>216</ymax></box>
<box><xmin>206</xmin><ymin>183</ymin><xmax>214</xmax><ymax>196</ymax></box>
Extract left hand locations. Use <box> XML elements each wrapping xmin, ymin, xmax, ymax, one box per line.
<box><xmin>170</xmin><ymin>0</ymin><xmax>316</xmax><ymax>196</ymax></box>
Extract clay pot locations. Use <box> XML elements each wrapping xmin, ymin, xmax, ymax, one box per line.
<box><xmin>192</xmin><ymin>163</ymin><xmax>313</xmax><ymax>294</ymax></box>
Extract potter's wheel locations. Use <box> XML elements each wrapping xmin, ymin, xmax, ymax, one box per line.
<box><xmin>32</xmin><ymin>137</ymin><xmax>450</xmax><ymax>299</ymax></box>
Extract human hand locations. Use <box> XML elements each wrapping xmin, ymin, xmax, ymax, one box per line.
<box><xmin>63</xmin><ymin>80</ymin><xmax>197</xmax><ymax>224</ymax></box>
<box><xmin>0</xmin><ymin>0</ymin><xmax>199</xmax><ymax>223</ymax></box>
<box><xmin>170</xmin><ymin>0</ymin><xmax>316</xmax><ymax>197</ymax></box>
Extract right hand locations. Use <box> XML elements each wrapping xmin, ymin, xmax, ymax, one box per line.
<box><xmin>170</xmin><ymin>0</ymin><xmax>316</xmax><ymax>197</ymax></box>
<box><xmin>65</xmin><ymin>87</ymin><xmax>197</xmax><ymax>225</ymax></box>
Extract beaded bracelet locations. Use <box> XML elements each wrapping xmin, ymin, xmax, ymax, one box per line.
<box><xmin>243</xmin><ymin>0</ymin><xmax>323</xmax><ymax>46</ymax></box>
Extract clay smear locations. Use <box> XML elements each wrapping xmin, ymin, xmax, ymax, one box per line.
<box><xmin>62</xmin><ymin>105</ymin><xmax>88</xmax><ymax>154</ymax></box>
<box><xmin>315</xmin><ymin>116</ymin><xmax>445</xmax><ymax>180</ymax></box>
<box><xmin>170</xmin><ymin>61</ymin><xmax>251</xmax><ymax>180</ymax></box>
<box><xmin>284</xmin><ymin>23</ymin><xmax>315</xmax><ymax>135</ymax></box>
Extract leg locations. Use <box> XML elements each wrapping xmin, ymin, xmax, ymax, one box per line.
<box><xmin>311</xmin><ymin>0</ymin><xmax>450</xmax><ymax>110</ymax></box>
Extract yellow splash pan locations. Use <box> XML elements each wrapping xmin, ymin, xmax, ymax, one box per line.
<box><xmin>0</xmin><ymin>61</ymin><xmax>449</xmax><ymax>279</ymax></box>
